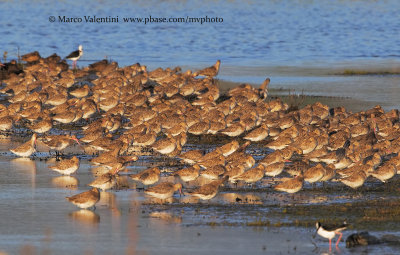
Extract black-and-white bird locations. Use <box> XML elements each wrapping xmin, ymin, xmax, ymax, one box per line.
<box><xmin>314</xmin><ymin>221</ymin><xmax>348</xmax><ymax>251</ymax></box>
<box><xmin>66</xmin><ymin>45</ymin><xmax>83</xmax><ymax>69</ymax></box>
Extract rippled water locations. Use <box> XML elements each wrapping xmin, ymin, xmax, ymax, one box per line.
<box><xmin>0</xmin><ymin>138</ymin><xmax>399</xmax><ymax>254</ymax></box>
<box><xmin>1</xmin><ymin>2</ymin><xmax>400</xmax><ymax>253</ymax></box>
<box><xmin>2</xmin><ymin>0</ymin><xmax>400</xmax><ymax>67</ymax></box>
<box><xmin>2</xmin><ymin>0</ymin><xmax>400</xmax><ymax>110</ymax></box>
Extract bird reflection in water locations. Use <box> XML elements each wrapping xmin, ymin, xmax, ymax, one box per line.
<box><xmin>11</xmin><ymin>157</ymin><xmax>37</xmax><ymax>190</ymax></box>
<box><xmin>116</xmin><ymin>175</ymin><xmax>131</xmax><ymax>190</ymax></box>
<box><xmin>149</xmin><ymin>211</ymin><xmax>182</xmax><ymax>224</ymax></box>
<box><xmin>51</xmin><ymin>176</ymin><xmax>79</xmax><ymax>190</ymax></box>
<box><xmin>69</xmin><ymin>209</ymin><xmax>100</xmax><ymax>226</ymax></box>
<box><xmin>144</xmin><ymin>196</ymin><xmax>177</xmax><ymax>204</ymax></box>
<box><xmin>98</xmin><ymin>191</ymin><xmax>121</xmax><ymax>218</ymax></box>
<box><xmin>220</xmin><ymin>192</ymin><xmax>263</xmax><ymax>205</ymax></box>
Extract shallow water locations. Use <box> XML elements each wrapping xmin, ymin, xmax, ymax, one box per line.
<box><xmin>2</xmin><ymin>1</ymin><xmax>400</xmax><ymax>254</ymax></box>
<box><xmin>2</xmin><ymin>0</ymin><xmax>400</xmax><ymax>67</ymax></box>
<box><xmin>219</xmin><ymin>73</ymin><xmax>400</xmax><ymax>112</ymax></box>
<box><xmin>0</xmin><ymin>138</ymin><xmax>400</xmax><ymax>254</ymax></box>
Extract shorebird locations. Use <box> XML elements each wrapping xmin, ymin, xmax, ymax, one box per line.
<box><xmin>259</xmin><ymin>150</ymin><xmax>284</xmax><ymax>166</ymax></box>
<box><xmin>29</xmin><ymin>116</ymin><xmax>53</xmax><ymax>134</ymax></box>
<box><xmin>218</xmin><ymin>140</ymin><xmax>240</xmax><ymax>156</ymax></box>
<box><xmin>266</xmin><ymin>134</ymin><xmax>293</xmax><ymax>150</ymax></box>
<box><xmin>174</xmin><ymin>164</ymin><xmax>201</xmax><ymax>183</ymax></box>
<box><xmin>201</xmin><ymin>164</ymin><xmax>226</xmax><ymax>180</ymax></box>
<box><xmin>130</xmin><ymin>167</ymin><xmax>161</xmax><ymax>186</ymax></box>
<box><xmin>90</xmin><ymin>148</ymin><xmax>120</xmax><ymax>166</ymax></box>
<box><xmin>42</xmin><ymin>135</ymin><xmax>81</xmax><ymax>157</ymax></box>
<box><xmin>66</xmin><ymin>187</ymin><xmax>100</xmax><ymax>210</ymax></box>
<box><xmin>368</xmin><ymin>163</ymin><xmax>397</xmax><ymax>182</ymax></box>
<box><xmin>88</xmin><ymin>164</ymin><xmax>121</xmax><ymax>191</ymax></box>
<box><xmin>66</xmin><ymin>45</ymin><xmax>83</xmax><ymax>69</ymax></box>
<box><xmin>194</xmin><ymin>60</ymin><xmax>221</xmax><ymax>78</ymax></box>
<box><xmin>339</xmin><ymin>170</ymin><xmax>367</xmax><ymax>189</ymax></box>
<box><xmin>144</xmin><ymin>182</ymin><xmax>183</xmax><ymax>200</ymax></box>
<box><xmin>314</xmin><ymin>221</ymin><xmax>348</xmax><ymax>251</ymax></box>
<box><xmin>178</xmin><ymin>149</ymin><xmax>204</xmax><ymax>165</ymax></box>
<box><xmin>244</xmin><ymin>124</ymin><xmax>269</xmax><ymax>142</ymax></box>
<box><xmin>303</xmin><ymin>163</ymin><xmax>325</xmax><ymax>183</ymax></box>
<box><xmin>258</xmin><ymin>78</ymin><xmax>270</xmax><ymax>99</ymax></box>
<box><xmin>274</xmin><ymin>175</ymin><xmax>304</xmax><ymax>193</ymax></box>
<box><xmin>0</xmin><ymin>116</ymin><xmax>13</xmax><ymax>131</ymax></box>
<box><xmin>264</xmin><ymin>162</ymin><xmax>286</xmax><ymax>177</ymax></box>
<box><xmin>49</xmin><ymin>156</ymin><xmax>80</xmax><ymax>175</ymax></box>
<box><xmin>231</xmin><ymin>164</ymin><xmax>265</xmax><ymax>184</ymax></box>
<box><xmin>189</xmin><ymin>176</ymin><xmax>228</xmax><ymax>200</ymax></box>
<box><xmin>10</xmin><ymin>133</ymin><xmax>37</xmax><ymax>157</ymax></box>
<box><xmin>69</xmin><ymin>84</ymin><xmax>90</xmax><ymax>98</ymax></box>
<box><xmin>152</xmin><ymin>135</ymin><xmax>177</xmax><ymax>155</ymax></box>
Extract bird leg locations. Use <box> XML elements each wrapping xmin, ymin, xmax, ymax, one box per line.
<box><xmin>329</xmin><ymin>239</ymin><xmax>332</xmax><ymax>252</ymax></box>
<box><xmin>335</xmin><ymin>232</ymin><xmax>343</xmax><ymax>246</ymax></box>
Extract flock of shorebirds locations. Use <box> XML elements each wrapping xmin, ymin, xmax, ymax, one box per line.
<box><xmin>1</xmin><ymin>47</ymin><xmax>400</xmax><ymax>213</ymax></box>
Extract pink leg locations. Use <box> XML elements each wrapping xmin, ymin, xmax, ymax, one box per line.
<box><xmin>335</xmin><ymin>232</ymin><xmax>343</xmax><ymax>246</ymax></box>
<box><xmin>72</xmin><ymin>60</ymin><xmax>77</xmax><ymax>69</ymax></box>
<box><xmin>329</xmin><ymin>239</ymin><xmax>332</xmax><ymax>252</ymax></box>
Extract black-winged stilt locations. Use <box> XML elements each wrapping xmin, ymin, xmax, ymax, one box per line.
<box><xmin>66</xmin><ymin>45</ymin><xmax>83</xmax><ymax>69</ymax></box>
<box><xmin>314</xmin><ymin>221</ymin><xmax>348</xmax><ymax>251</ymax></box>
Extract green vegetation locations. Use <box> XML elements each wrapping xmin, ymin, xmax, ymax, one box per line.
<box><xmin>336</xmin><ymin>69</ymin><xmax>400</xmax><ymax>76</ymax></box>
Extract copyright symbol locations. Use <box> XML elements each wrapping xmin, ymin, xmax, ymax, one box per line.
<box><xmin>49</xmin><ymin>16</ymin><xmax>55</xmax><ymax>22</ymax></box>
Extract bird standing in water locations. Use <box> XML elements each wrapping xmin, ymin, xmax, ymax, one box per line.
<box><xmin>314</xmin><ymin>221</ymin><xmax>348</xmax><ymax>251</ymax></box>
<box><xmin>66</xmin><ymin>45</ymin><xmax>83</xmax><ymax>69</ymax></box>
<box><xmin>66</xmin><ymin>188</ymin><xmax>100</xmax><ymax>210</ymax></box>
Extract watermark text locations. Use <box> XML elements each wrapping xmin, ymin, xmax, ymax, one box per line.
<box><xmin>50</xmin><ymin>15</ymin><xmax>223</xmax><ymax>25</ymax></box>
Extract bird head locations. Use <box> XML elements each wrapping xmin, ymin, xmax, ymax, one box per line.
<box><xmin>313</xmin><ymin>222</ymin><xmax>322</xmax><ymax>238</ymax></box>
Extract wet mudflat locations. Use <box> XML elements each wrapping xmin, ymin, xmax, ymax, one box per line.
<box><xmin>1</xmin><ymin>137</ymin><xmax>400</xmax><ymax>255</ymax></box>
<box><xmin>0</xmin><ymin>47</ymin><xmax>399</xmax><ymax>255</ymax></box>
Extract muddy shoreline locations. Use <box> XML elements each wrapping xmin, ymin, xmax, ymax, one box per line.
<box><xmin>0</xmin><ymin>55</ymin><xmax>400</xmax><ymax>254</ymax></box>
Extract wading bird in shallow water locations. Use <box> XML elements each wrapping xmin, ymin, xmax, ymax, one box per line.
<box><xmin>66</xmin><ymin>45</ymin><xmax>83</xmax><ymax>69</ymax></box>
<box><xmin>189</xmin><ymin>175</ymin><xmax>229</xmax><ymax>200</ymax></box>
<box><xmin>66</xmin><ymin>187</ymin><xmax>100</xmax><ymax>210</ymax></box>
<box><xmin>274</xmin><ymin>174</ymin><xmax>303</xmax><ymax>194</ymax></box>
<box><xmin>144</xmin><ymin>182</ymin><xmax>183</xmax><ymax>201</ymax></box>
<box><xmin>130</xmin><ymin>167</ymin><xmax>161</xmax><ymax>186</ymax></box>
<box><xmin>314</xmin><ymin>221</ymin><xmax>348</xmax><ymax>252</ymax></box>
<box><xmin>49</xmin><ymin>156</ymin><xmax>80</xmax><ymax>175</ymax></box>
<box><xmin>88</xmin><ymin>164</ymin><xmax>122</xmax><ymax>191</ymax></box>
<box><xmin>10</xmin><ymin>133</ymin><xmax>37</xmax><ymax>157</ymax></box>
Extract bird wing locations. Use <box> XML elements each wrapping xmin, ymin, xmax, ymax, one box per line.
<box><xmin>145</xmin><ymin>182</ymin><xmax>173</xmax><ymax>193</ymax></box>
<box><xmin>66</xmin><ymin>50</ymin><xmax>80</xmax><ymax>59</ymax></box>
<box><xmin>139</xmin><ymin>172</ymin><xmax>150</xmax><ymax>181</ymax></box>
<box><xmin>323</xmin><ymin>222</ymin><xmax>348</xmax><ymax>232</ymax></box>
